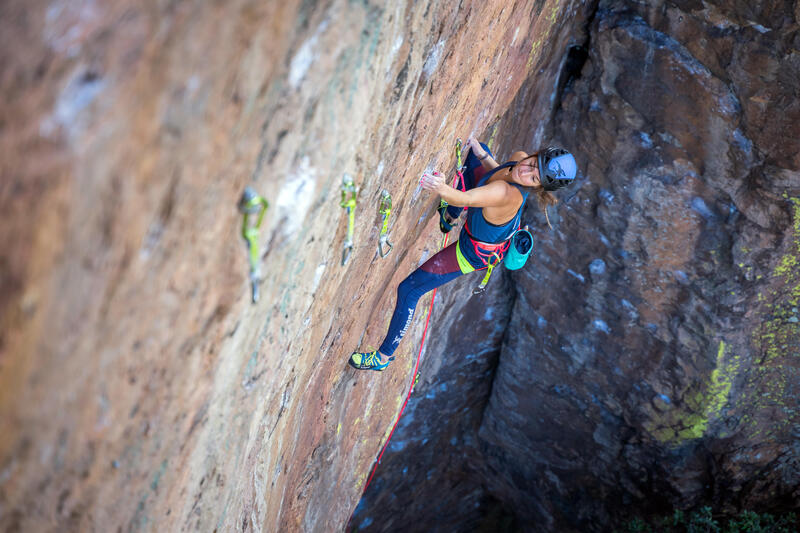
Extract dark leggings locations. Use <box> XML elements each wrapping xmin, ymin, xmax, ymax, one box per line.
<box><xmin>378</xmin><ymin>242</ymin><xmax>465</xmax><ymax>356</ymax></box>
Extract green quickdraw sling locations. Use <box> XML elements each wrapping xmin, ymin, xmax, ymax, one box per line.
<box><xmin>340</xmin><ymin>174</ymin><xmax>357</xmax><ymax>266</ymax></box>
<box><xmin>438</xmin><ymin>138</ymin><xmax>467</xmax><ymax>247</ymax></box>
<box><xmin>473</xmin><ymin>252</ymin><xmax>502</xmax><ymax>294</ymax></box>
<box><xmin>378</xmin><ymin>190</ymin><xmax>393</xmax><ymax>258</ymax></box>
<box><xmin>454</xmin><ymin>137</ymin><xmax>466</xmax><ymax>186</ymax></box>
<box><xmin>237</xmin><ymin>186</ymin><xmax>269</xmax><ymax>303</ymax></box>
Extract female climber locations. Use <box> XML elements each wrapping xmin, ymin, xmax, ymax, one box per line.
<box><xmin>349</xmin><ymin>137</ymin><xmax>577</xmax><ymax>371</ymax></box>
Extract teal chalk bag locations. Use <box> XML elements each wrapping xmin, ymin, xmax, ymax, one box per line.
<box><xmin>504</xmin><ymin>229</ymin><xmax>533</xmax><ymax>270</ymax></box>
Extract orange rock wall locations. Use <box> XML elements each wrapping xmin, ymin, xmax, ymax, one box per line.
<box><xmin>0</xmin><ymin>0</ymin><xmax>577</xmax><ymax>530</ymax></box>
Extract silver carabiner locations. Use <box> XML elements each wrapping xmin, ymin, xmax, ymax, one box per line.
<box><xmin>342</xmin><ymin>241</ymin><xmax>353</xmax><ymax>266</ymax></box>
<box><xmin>378</xmin><ymin>235</ymin><xmax>393</xmax><ymax>258</ymax></box>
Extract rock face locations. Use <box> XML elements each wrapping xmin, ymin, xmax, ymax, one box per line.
<box><xmin>354</xmin><ymin>0</ymin><xmax>800</xmax><ymax>531</ymax></box>
<box><xmin>0</xmin><ymin>0</ymin><xmax>580</xmax><ymax>531</ymax></box>
<box><xmin>1</xmin><ymin>0</ymin><xmax>798</xmax><ymax>532</ymax></box>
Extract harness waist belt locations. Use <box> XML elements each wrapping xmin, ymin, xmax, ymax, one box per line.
<box><xmin>463</xmin><ymin>223</ymin><xmax>516</xmax><ymax>248</ymax></box>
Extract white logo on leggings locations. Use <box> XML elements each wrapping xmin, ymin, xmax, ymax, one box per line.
<box><xmin>392</xmin><ymin>308</ymin><xmax>415</xmax><ymax>345</ymax></box>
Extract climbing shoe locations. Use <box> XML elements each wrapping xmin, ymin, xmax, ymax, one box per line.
<box><xmin>438</xmin><ymin>204</ymin><xmax>454</xmax><ymax>234</ymax></box>
<box><xmin>349</xmin><ymin>350</ymin><xmax>394</xmax><ymax>371</ymax></box>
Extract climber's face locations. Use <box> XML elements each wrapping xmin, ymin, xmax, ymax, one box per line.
<box><xmin>512</xmin><ymin>156</ymin><xmax>541</xmax><ymax>188</ymax></box>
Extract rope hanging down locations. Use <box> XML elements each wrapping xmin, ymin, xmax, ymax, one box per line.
<box><xmin>362</xmin><ymin>139</ymin><xmax>465</xmax><ymax>492</ymax></box>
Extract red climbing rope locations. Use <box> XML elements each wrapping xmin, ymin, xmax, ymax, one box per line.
<box><xmin>363</xmin><ymin>141</ymin><xmax>465</xmax><ymax>492</ymax></box>
<box><xmin>363</xmin><ymin>236</ymin><xmax>446</xmax><ymax>491</ymax></box>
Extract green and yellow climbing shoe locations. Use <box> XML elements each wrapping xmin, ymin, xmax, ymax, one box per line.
<box><xmin>438</xmin><ymin>204</ymin><xmax>455</xmax><ymax>234</ymax></box>
<box><xmin>349</xmin><ymin>350</ymin><xmax>394</xmax><ymax>371</ymax></box>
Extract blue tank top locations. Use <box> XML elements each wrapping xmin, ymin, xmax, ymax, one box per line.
<box><xmin>458</xmin><ymin>162</ymin><xmax>528</xmax><ymax>267</ymax></box>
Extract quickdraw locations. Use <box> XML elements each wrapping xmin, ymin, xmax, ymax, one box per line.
<box><xmin>340</xmin><ymin>174</ymin><xmax>358</xmax><ymax>266</ymax></box>
<box><xmin>378</xmin><ymin>190</ymin><xmax>393</xmax><ymax>258</ymax></box>
<box><xmin>454</xmin><ymin>138</ymin><xmax>467</xmax><ymax>212</ymax></box>
<box><xmin>454</xmin><ymin>137</ymin><xmax>466</xmax><ymax>189</ymax></box>
<box><xmin>438</xmin><ymin>140</ymin><xmax>467</xmax><ymax>209</ymax></box>
<box><xmin>473</xmin><ymin>252</ymin><xmax>502</xmax><ymax>295</ymax></box>
<box><xmin>438</xmin><ymin>138</ymin><xmax>468</xmax><ymax>247</ymax></box>
<box><xmin>237</xmin><ymin>186</ymin><xmax>269</xmax><ymax>303</ymax></box>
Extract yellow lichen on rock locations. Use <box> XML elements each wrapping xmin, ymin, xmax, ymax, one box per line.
<box><xmin>645</xmin><ymin>341</ymin><xmax>738</xmax><ymax>445</ymax></box>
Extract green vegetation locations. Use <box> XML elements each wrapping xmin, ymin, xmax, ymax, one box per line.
<box><xmin>618</xmin><ymin>507</ymin><xmax>798</xmax><ymax>533</ymax></box>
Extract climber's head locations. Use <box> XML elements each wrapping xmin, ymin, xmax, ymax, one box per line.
<box><xmin>537</xmin><ymin>147</ymin><xmax>577</xmax><ymax>191</ymax></box>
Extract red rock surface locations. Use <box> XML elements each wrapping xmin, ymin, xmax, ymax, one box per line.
<box><xmin>0</xmin><ymin>0</ymin><xmax>574</xmax><ymax>531</ymax></box>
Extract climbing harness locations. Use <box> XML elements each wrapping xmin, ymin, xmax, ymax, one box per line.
<box><xmin>378</xmin><ymin>190</ymin><xmax>393</xmax><ymax>258</ymax></box>
<box><xmin>467</xmin><ymin>237</ymin><xmax>511</xmax><ymax>294</ymax></box>
<box><xmin>462</xmin><ymin>218</ymin><xmax>514</xmax><ymax>294</ymax></box>
<box><xmin>468</xmin><ymin>225</ymin><xmax>533</xmax><ymax>293</ymax></box>
<box><xmin>237</xmin><ymin>186</ymin><xmax>269</xmax><ymax>303</ymax></box>
<box><xmin>340</xmin><ymin>174</ymin><xmax>358</xmax><ymax>266</ymax></box>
